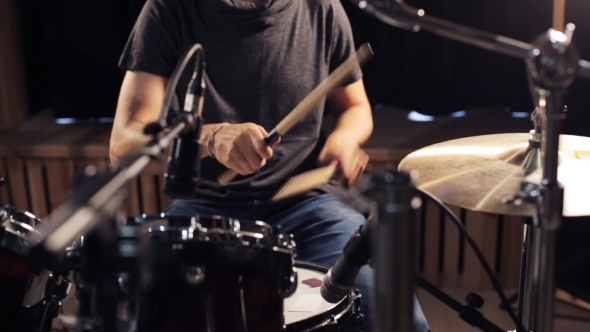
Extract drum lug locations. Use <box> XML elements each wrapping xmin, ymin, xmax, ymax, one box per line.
<box><xmin>46</xmin><ymin>297</ymin><xmax>63</xmax><ymax>322</ymax></box>
<box><xmin>347</xmin><ymin>289</ymin><xmax>365</xmax><ymax>331</ymax></box>
<box><xmin>40</xmin><ymin>274</ymin><xmax>72</xmax><ymax>324</ymax></box>
<box><xmin>53</xmin><ymin>274</ymin><xmax>73</xmax><ymax>302</ymax></box>
<box><xmin>277</xmin><ymin>267</ymin><xmax>298</xmax><ymax>299</ymax></box>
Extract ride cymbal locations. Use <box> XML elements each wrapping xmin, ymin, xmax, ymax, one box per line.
<box><xmin>398</xmin><ymin>133</ymin><xmax>590</xmax><ymax>217</ymax></box>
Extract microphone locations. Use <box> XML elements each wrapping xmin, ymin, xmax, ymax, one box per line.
<box><xmin>163</xmin><ymin>51</ymin><xmax>206</xmax><ymax>199</ymax></box>
<box><xmin>321</xmin><ymin>216</ymin><xmax>371</xmax><ymax>303</ymax></box>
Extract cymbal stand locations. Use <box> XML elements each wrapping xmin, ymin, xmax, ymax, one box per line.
<box><xmin>515</xmin><ymin>217</ymin><xmax>536</xmax><ymax>330</ymax></box>
<box><xmin>514</xmin><ymin>110</ymin><xmax>543</xmax><ymax>329</ymax></box>
<box><xmin>506</xmin><ymin>25</ymin><xmax>579</xmax><ymax>332</ymax></box>
<box><xmin>346</xmin><ymin>1</ymin><xmax>590</xmax><ymax>330</ymax></box>
<box><xmin>522</xmin><ymin>24</ymin><xmax>579</xmax><ymax>332</ymax></box>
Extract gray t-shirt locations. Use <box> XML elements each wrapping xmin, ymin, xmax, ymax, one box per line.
<box><xmin>119</xmin><ymin>0</ymin><xmax>362</xmax><ymax>201</ymax></box>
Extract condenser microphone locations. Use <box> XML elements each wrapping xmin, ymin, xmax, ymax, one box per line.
<box><xmin>320</xmin><ymin>216</ymin><xmax>371</xmax><ymax>303</ymax></box>
<box><xmin>163</xmin><ymin>50</ymin><xmax>206</xmax><ymax>199</ymax></box>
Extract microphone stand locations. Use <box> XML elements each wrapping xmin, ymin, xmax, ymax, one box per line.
<box><xmin>349</xmin><ymin>0</ymin><xmax>590</xmax><ymax>80</ymax></box>
<box><xmin>349</xmin><ymin>2</ymin><xmax>589</xmax><ymax>331</ymax></box>
<box><xmin>28</xmin><ymin>117</ymin><xmax>189</xmax><ymax>264</ymax></box>
<box><xmin>28</xmin><ymin>43</ymin><xmax>206</xmax><ymax>267</ymax></box>
<box><xmin>360</xmin><ymin>170</ymin><xmax>418</xmax><ymax>332</ymax></box>
<box><xmin>26</xmin><ymin>119</ymin><xmax>189</xmax><ymax>332</ymax></box>
<box><xmin>26</xmin><ymin>44</ymin><xmax>206</xmax><ymax>332</ymax></box>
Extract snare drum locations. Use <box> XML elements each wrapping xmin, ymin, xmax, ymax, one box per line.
<box><xmin>131</xmin><ymin>214</ymin><xmax>298</xmax><ymax>332</ymax></box>
<box><xmin>285</xmin><ymin>261</ymin><xmax>364</xmax><ymax>331</ymax></box>
<box><xmin>0</xmin><ymin>204</ymin><xmax>70</xmax><ymax>332</ymax></box>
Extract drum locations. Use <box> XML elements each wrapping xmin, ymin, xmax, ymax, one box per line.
<box><xmin>284</xmin><ymin>261</ymin><xmax>364</xmax><ymax>331</ymax></box>
<box><xmin>0</xmin><ymin>204</ymin><xmax>70</xmax><ymax>332</ymax></box>
<box><xmin>130</xmin><ymin>214</ymin><xmax>298</xmax><ymax>332</ymax></box>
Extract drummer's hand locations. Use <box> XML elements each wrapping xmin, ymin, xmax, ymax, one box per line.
<box><xmin>318</xmin><ymin>130</ymin><xmax>369</xmax><ymax>187</ymax></box>
<box><xmin>212</xmin><ymin>123</ymin><xmax>279</xmax><ymax>175</ymax></box>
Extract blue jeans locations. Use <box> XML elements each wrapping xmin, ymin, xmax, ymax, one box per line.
<box><xmin>164</xmin><ymin>193</ymin><xmax>430</xmax><ymax>332</ymax></box>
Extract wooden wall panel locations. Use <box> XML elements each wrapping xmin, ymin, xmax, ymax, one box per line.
<box><xmin>140</xmin><ymin>175</ymin><xmax>160</xmax><ymax>215</ymax></box>
<box><xmin>461</xmin><ymin>211</ymin><xmax>499</xmax><ymax>290</ymax></box>
<box><xmin>6</xmin><ymin>158</ymin><xmax>29</xmax><ymax>212</ymax></box>
<box><xmin>0</xmin><ymin>0</ymin><xmax>27</xmax><ymax>129</ymax></box>
<box><xmin>125</xmin><ymin>179</ymin><xmax>141</xmax><ymax>217</ymax></box>
<box><xmin>25</xmin><ymin>159</ymin><xmax>48</xmax><ymax>218</ymax></box>
<box><xmin>157</xmin><ymin>174</ymin><xmax>169</xmax><ymax>212</ymax></box>
<box><xmin>0</xmin><ymin>158</ymin><xmax>10</xmax><ymax>203</ymax></box>
<box><xmin>501</xmin><ymin>215</ymin><xmax>525</xmax><ymax>289</ymax></box>
<box><xmin>43</xmin><ymin>159</ymin><xmax>74</xmax><ymax>210</ymax></box>
<box><xmin>442</xmin><ymin>205</ymin><xmax>462</xmax><ymax>288</ymax></box>
<box><xmin>422</xmin><ymin>198</ymin><xmax>442</xmax><ymax>285</ymax></box>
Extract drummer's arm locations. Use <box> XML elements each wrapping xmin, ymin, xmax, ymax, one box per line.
<box><xmin>109</xmin><ymin>71</ymin><xmax>223</xmax><ymax>174</ymax></box>
<box><xmin>327</xmin><ymin>79</ymin><xmax>373</xmax><ymax>144</ymax></box>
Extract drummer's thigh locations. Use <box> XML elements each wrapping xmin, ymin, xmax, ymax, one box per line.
<box><xmin>268</xmin><ymin>194</ymin><xmax>365</xmax><ymax>263</ymax></box>
<box><xmin>163</xmin><ymin>199</ymin><xmax>253</xmax><ymax>220</ymax></box>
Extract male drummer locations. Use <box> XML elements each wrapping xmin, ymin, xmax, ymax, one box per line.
<box><xmin>109</xmin><ymin>0</ymin><xmax>429</xmax><ymax>330</ymax></box>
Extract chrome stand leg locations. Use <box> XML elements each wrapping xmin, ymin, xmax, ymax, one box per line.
<box><xmin>518</xmin><ymin>220</ymin><xmax>537</xmax><ymax>331</ymax></box>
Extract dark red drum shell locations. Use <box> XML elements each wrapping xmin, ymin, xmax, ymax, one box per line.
<box><xmin>0</xmin><ymin>251</ymin><xmax>33</xmax><ymax>324</ymax></box>
<box><xmin>138</xmin><ymin>265</ymin><xmax>284</xmax><ymax>332</ymax></box>
<box><xmin>0</xmin><ymin>249</ymin><xmax>34</xmax><ymax>279</ymax></box>
<box><xmin>129</xmin><ymin>214</ymin><xmax>297</xmax><ymax>332</ymax></box>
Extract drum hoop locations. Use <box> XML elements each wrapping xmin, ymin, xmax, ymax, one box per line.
<box><xmin>9</xmin><ymin>220</ymin><xmax>41</xmax><ymax>235</ymax></box>
<box><xmin>134</xmin><ymin>214</ymin><xmax>271</xmax><ymax>232</ymax></box>
<box><xmin>137</xmin><ymin>214</ymin><xmax>285</xmax><ymax>249</ymax></box>
<box><xmin>285</xmin><ymin>261</ymin><xmax>358</xmax><ymax>331</ymax></box>
<box><xmin>0</xmin><ymin>205</ymin><xmax>41</xmax><ymax>255</ymax></box>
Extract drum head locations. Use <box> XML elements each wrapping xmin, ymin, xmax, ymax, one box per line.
<box><xmin>284</xmin><ymin>261</ymin><xmax>355</xmax><ymax>330</ymax></box>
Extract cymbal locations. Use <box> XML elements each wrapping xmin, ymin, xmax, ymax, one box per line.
<box><xmin>397</xmin><ymin>133</ymin><xmax>590</xmax><ymax>217</ymax></box>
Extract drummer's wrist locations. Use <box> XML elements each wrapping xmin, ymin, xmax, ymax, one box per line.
<box><xmin>200</xmin><ymin>123</ymin><xmax>229</xmax><ymax>159</ymax></box>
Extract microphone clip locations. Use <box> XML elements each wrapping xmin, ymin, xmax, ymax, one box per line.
<box><xmin>162</xmin><ymin>44</ymin><xmax>207</xmax><ymax>199</ymax></box>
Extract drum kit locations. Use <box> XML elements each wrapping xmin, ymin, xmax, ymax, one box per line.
<box><xmin>0</xmin><ymin>200</ymin><xmax>365</xmax><ymax>332</ymax></box>
<box><xmin>2</xmin><ymin>1</ymin><xmax>590</xmax><ymax>332</ymax></box>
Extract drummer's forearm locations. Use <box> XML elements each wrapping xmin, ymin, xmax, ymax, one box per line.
<box><xmin>331</xmin><ymin>105</ymin><xmax>373</xmax><ymax>145</ymax></box>
<box><xmin>328</xmin><ymin>80</ymin><xmax>373</xmax><ymax>145</ymax></box>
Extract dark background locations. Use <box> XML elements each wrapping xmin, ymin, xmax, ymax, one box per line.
<box><xmin>15</xmin><ymin>0</ymin><xmax>590</xmax><ymax>300</ymax></box>
<box><xmin>16</xmin><ymin>0</ymin><xmax>590</xmax><ymax>136</ymax></box>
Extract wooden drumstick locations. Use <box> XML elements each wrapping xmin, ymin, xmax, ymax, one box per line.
<box><xmin>271</xmin><ymin>164</ymin><xmax>337</xmax><ymax>201</ymax></box>
<box><xmin>217</xmin><ymin>43</ymin><xmax>374</xmax><ymax>186</ymax></box>
<box><xmin>553</xmin><ymin>0</ymin><xmax>565</xmax><ymax>31</ymax></box>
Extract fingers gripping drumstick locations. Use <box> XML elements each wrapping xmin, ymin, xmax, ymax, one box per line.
<box><xmin>217</xmin><ymin>43</ymin><xmax>374</xmax><ymax>185</ymax></box>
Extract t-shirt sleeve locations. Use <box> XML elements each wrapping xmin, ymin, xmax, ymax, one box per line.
<box><xmin>118</xmin><ymin>0</ymin><xmax>180</xmax><ymax>78</ymax></box>
<box><xmin>329</xmin><ymin>0</ymin><xmax>363</xmax><ymax>86</ymax></box>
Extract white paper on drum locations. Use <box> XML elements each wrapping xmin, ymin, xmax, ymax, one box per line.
<box><xmin>288</xmin><ymin>294</ymin><xmax>324</xmax><ymax>312</ymax></box>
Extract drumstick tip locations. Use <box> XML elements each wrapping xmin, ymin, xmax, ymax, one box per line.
<box><xmin>218</xmin><ymin>169</ymin><xmax>237</xmax><ymax>186</ymax></box>
<box><xmin>358</xmin><ymin>43</ymin><xmax>374</xmax><ymax>61</ymax></box>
